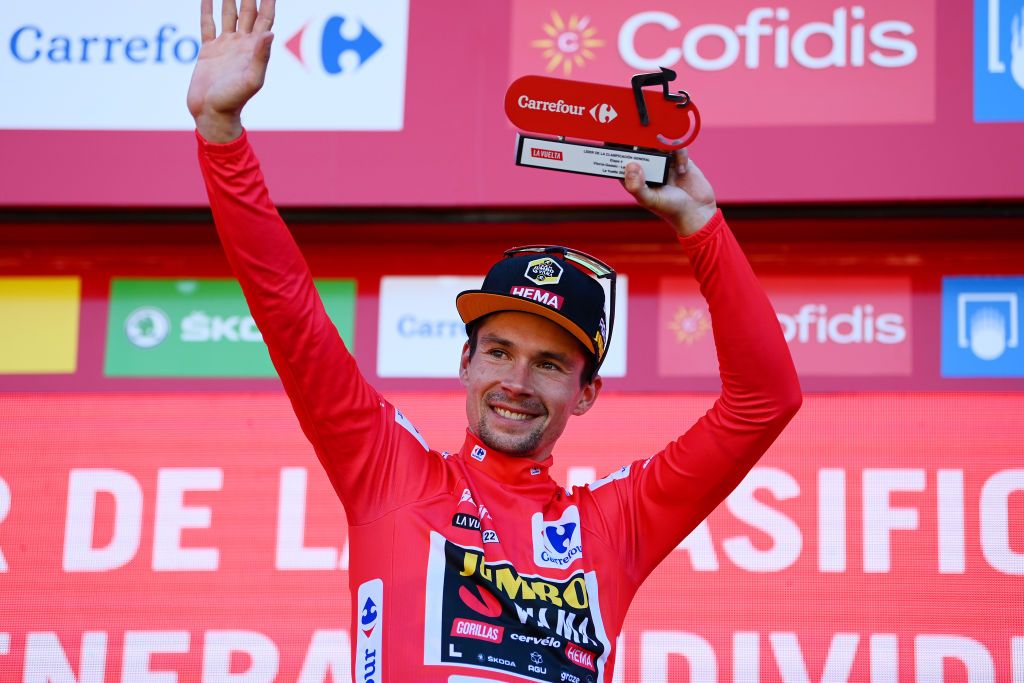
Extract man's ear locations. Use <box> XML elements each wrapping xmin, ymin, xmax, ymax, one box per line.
<box><xmin>459</xmin><ymin>341</ymin><xmax>471</xmax><ymax>387</ymax></box>
<box><xmin>572</xmin><ymin>374</ymin><xmax>602</xmax><ymax>416</ymax></box>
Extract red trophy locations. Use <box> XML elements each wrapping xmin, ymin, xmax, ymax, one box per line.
<box><xmin>505</xmin><ymin>67</ymin><xmax>701</xmax><ymax>185</ymax></box>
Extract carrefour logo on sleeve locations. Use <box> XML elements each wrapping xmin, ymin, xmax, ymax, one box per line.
<box><xmin>356</xmin><ymin>578</ymin><xmax>383</xmax><ymax>683</ymax></box>
<box><xmin>974</xmin><ymin>0</ymin><xmax>1024</xmax><ymax>121</ymax></box>
<box><xmin>531</xmin><ymin>506</ymin><xmax>583</xmax><ymax>569</ymax></box>
<box><xmin>942</xmin><ymin>276</ymin><xmax>1024</xmax><ymax>377</ymax></box>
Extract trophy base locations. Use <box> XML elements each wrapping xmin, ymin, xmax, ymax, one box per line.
<box><xmin>514</xmin><ymin>134</ymin><xmax>671</xmax><ymax>185</ymax></box>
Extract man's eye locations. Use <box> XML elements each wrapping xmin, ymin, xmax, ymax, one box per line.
<box><xmin>487</xmin><ymin>348</ymin><xmax>508</xmax><ymax>358</ymax></box>
<box><xmin>539</xmin><ymin>361</ymin><xmax>561</xmax><ymax>371</ymax></box>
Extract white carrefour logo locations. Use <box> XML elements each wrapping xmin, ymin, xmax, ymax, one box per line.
<box><xmin>124</xmin><ymin>307</ymin><xmax>169</xmax><ymax>348</ymax></box>
<box><xmin>589</xmin><ymin>102</ymin><xmax>618</xmax><ymax>123</ymax></box>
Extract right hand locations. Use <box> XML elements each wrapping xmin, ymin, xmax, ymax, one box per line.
<box><xmin>187</xmin><ymin>0</ymin><xmax>276</xmax><ymax>143</ymax></box>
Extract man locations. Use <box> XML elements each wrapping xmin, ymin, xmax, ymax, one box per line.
<box><xmin>188</xmin><ymin>0</ymin><xmax>801</xmax><ymax>680</ymax></box>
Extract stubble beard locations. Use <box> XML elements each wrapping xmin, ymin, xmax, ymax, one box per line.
<box><xmin>476</xmin><ymin>415</ymin><xmax>545</xmax><ymax>456</ymax></box>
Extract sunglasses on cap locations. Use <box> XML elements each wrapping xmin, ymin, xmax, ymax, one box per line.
<box><xmin>502</xmin><ymin>244</ymin><xmax>617</xmax><ymax>374</ymax></box>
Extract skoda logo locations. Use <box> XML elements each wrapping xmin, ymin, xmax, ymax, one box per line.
<box><xmin>124</xmin><ymin>307</ymin><xmax>170</xmax><ymax>349</ymax></box>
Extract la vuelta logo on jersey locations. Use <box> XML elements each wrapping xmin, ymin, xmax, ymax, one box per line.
<box><xmin>422</xmin><ymin>532</ymin><xmax>610</xmax><ymax>682</ymax></box>
<box><xmin>532</xmin><ymin>506</ymin><xmax>583</xmax><ymax>568</ymax></box>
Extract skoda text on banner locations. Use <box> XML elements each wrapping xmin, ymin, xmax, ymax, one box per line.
<box><xmin>0</xmin><ymin>0</ymin><xmax>408</xmax><ymax>130</ymax></box>
<box><xmin>510</xmin><ymin>0</ymin><xmax>935</xmax><ymax>126</ymax></box>
<box><xmin>658</xmin><ymin>275</ymin><xmax>912</xmax><ymax>377</ymax></box>
<box><xmin>104</xmin><ymin>278</ymin><xmax>355</xmax><ymax>378</ymax></box>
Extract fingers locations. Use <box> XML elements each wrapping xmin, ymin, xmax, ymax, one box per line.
<box><xmin>222</xmin><ymin>0</ymin><xmax>238</xmax><ymax>33</ymax></box>
<box><xmin>253</xmin><ymin>0</ymin><xmax>276</xmax><ymax>33</ymax></box>
<box><xmin>622</xmin><ymin>163</ymin><xmax>657</xmax><ymax>206</ymax></box>
<box><xmin>200</xmin><ymin>0</ymin><xmax>216</xmax><ymax>43</ymax></box>
<box><xmin>673</xmin><ymin>148</ymin><xmax>690</xmax><ymax>175</ymax></box>
<box><xmin>238</xmin><ymin>0</ymin><xmax>258</xmax><ymax>32</ymax></box>
<box><xmin>252</xmin><ymin>31</ymin><xmax>274</xmax><ymax>68</ymax></box>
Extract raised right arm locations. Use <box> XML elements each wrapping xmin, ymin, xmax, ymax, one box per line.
<box><xmin>190</xmin><ymin>0</ymin><xmax>442</xmax><ymax>521</ymax></box>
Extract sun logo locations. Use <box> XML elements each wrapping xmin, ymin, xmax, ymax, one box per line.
<box><xmin>531</xmin><ymin>11</ymin><xmax>604</xmax><ymax>75</ymax></box>
<box><xmin>668</xmin><ymin>306</ymin><xmax>711</xmax><ymax>344</ymax></box>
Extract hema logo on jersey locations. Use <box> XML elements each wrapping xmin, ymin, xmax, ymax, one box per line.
<box><xmin>974</xmin><ymin>0</ymin><xmax>1024</xmax><ymax>121</ymax></box>
<box><xmin>0</xmin><ymin>0</ymin><xmax>408</xmax><ymax>130</ymax></box>
<box><xmin>941</xmin><ymin>276</ymin><xmax>1024</xmax><ymax>377</ymax></box>
<box><xmin>532</xmin><ymin>506</ymin><xmax>583</xmax><ymax>569</ymax></box>
<box><xmin>356</xmin><ymin>578</ymin><xmax>383</xmax><ymax>682</ymax></box>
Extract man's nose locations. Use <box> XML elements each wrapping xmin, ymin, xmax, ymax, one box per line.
<box><xmin>500</xmin><ymin>361</ymin><xmax>533</xmax><ymax>395</ymax></box>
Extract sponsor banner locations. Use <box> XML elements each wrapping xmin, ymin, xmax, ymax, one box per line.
<box><xmin>377</xmin><ymin>275</ymin><xmax>628</xmax><ymax>378</ymax></box>
<box><xmin>974</xmin><ymin>0</ymin><xmax>1024</xmax><ymax>122</ymax></box>
<box><xmin>658</xmin><ymin>276</ymin><xmax>912</xmax><ymax>377</ymax></box>
<box><xmin>0</xmin><ymin>0</ymin><xmax>407</xmax><ymax>130</ymax></box>
<box><xmin>0</xmin><ymin>392</ymin><xmax>1022</xmax><ymax>681</ymax></box>
<box><xmin>942</xmin><ymin>276</ymin><xmax>1024</xmax><ymax>377</ymax></box>
<box><xmin>104</xmin><ymin>278</ymin><xmax>355</xmax><ymax>377</ymax></box>
<box><xmin>0</xmin><ymin>277</ymin><xmax>80</xmax><ymax>374</ymax></box>
<box><xmin>510</xmin><ymin>0</ymin><xmax>935</xmax><ymax>125</ymax></box>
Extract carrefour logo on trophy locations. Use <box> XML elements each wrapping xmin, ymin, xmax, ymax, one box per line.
<box><xmin>504</xmin><ymin>67</ymin><xmax>701</xmax><ymax>184</ymax></box>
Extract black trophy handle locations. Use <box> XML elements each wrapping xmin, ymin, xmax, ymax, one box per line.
<box><xmin>630</xmin><ymin>67</ymin><xmax>691</xmax><ymax>126</ymax></box>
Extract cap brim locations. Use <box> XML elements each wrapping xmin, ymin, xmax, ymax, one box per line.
<box><xmin>456</xmin><ymin>291</ymin><xmax>597</xmax><ymax>355</ymax></box>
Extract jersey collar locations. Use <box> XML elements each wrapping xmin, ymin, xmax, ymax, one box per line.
<box><xmin>458</xmin><ymin>430</ymin><xmax>553</xmax><ymax>486</ymax></box>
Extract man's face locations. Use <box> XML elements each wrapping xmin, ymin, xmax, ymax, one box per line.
<box><xmin>460</xmin><ymin>311</ymin><xmax>601</xmax><ymax>462</ymax></box>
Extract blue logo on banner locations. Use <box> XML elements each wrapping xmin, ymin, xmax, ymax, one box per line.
<box><xmin>942</xmin><ymin>276</ymin><xmax>1024</xmax><ymax>377</ymax></box>
<box><xmin>285</xmin><ymin>16</ymin><xmax>382</xmax><ymax>75</ymax></box>
<box><xmin>974</xmin><ymin>0</ymin><xmax>1024</xmax><ymax>121</ymax></box>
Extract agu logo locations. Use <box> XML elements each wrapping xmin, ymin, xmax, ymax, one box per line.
<box><xmin>974</xmin><ymin>0</ymin><xmax>1024</xmax><ymax>121</ymax></box>
<box><xmin>285</xmin><ymin>15</ymin><xmax>383</xmax><ymax>74</ymax></box>
<box><xmin>942</xmin><ymin>276</ymin><xmax>1024</xmax><ymax>377</ymax></box>
<box><xmin>532</xmin><ymin>506</ymin><xmax>583</xmax><ymax>568</ymax></box>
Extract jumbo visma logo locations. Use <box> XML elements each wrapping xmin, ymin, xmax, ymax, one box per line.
<box><xmin>285</xmin><ymin>15</ymin><xmax>383</xmax><ymax>74</ymax></box>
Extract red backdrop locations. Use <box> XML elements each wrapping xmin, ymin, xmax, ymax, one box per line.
<box><xmin>2</xmin><ymin>391</ymin><xmax>1022</xmax><ymax>681</ymax></box>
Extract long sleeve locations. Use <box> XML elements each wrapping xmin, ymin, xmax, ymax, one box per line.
<box><xmin>196</xmin><ymin>131</ymin><xmax>442</xmax><ymax>523</ymax></box>
<box><xmin>585</xmin><ymin>210</ymin><xmax>802</xmax><ymax>584</ymax></box>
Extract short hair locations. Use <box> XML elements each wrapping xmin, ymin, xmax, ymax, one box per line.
<box><xmin>465</xmin><ymin>315</ymin><xmax>598</xmax><ymax>387</ymax></box>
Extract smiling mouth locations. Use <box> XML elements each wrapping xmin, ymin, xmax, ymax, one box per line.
<box><xmin>492</xmin><ymin>406</ymin><xmax>537</xmax><ymax>422</ymax></box>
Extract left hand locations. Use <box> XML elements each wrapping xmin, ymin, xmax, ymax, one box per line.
<box><xmin>621</xmin><ymin>149</ymin><xmax>718</xmax><ymax>237</ymax></box>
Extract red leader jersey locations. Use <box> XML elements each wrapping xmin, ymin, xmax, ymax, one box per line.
<box><xmin>197</xmin><ymin>131</ymin><xmax>801</xmax><ymax>683</ymax></box>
